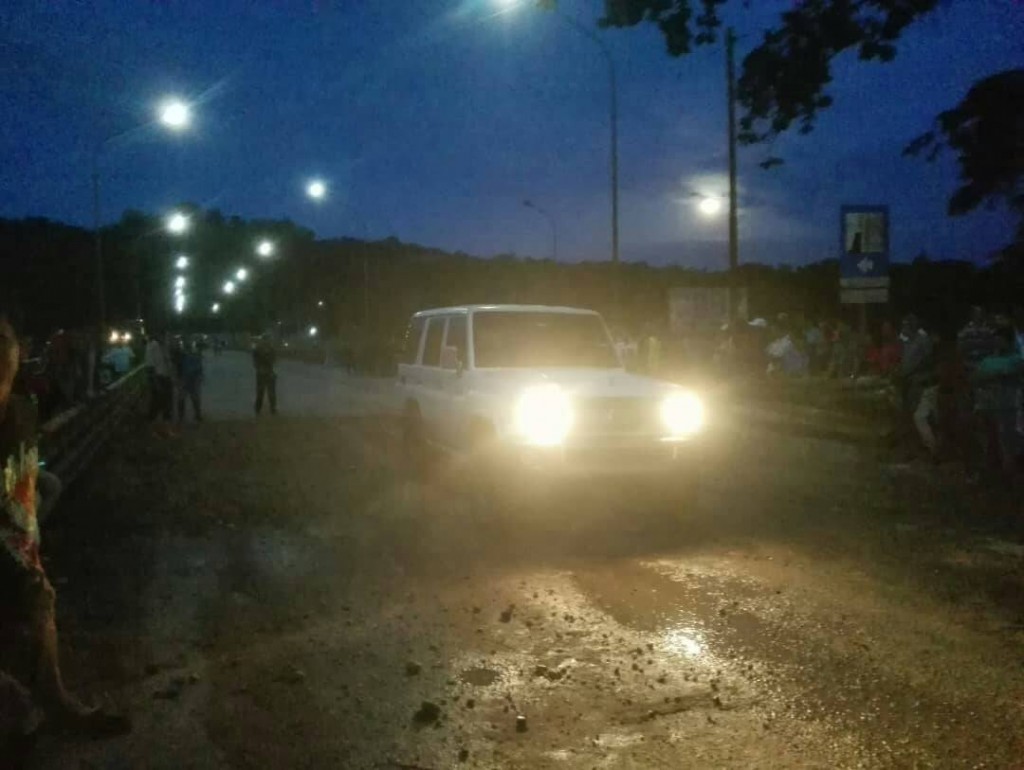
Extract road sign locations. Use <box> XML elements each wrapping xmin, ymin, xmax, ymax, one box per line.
<box><xmin>840</xmin><ymin>205</ymin><xmax>889</xmax><ymax>303</ymax></box>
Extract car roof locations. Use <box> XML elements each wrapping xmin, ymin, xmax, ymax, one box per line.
<box><xmin>412</xmin><ymin>304</ymin><xmax>600</xmax><ymax>318</ymax></box>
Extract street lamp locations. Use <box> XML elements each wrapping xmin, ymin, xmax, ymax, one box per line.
<box><xmin>698</xmin><ymin>196</ymin><xmax>723</xmax><ymax>217</ymax></box>
<box><xmin>166</xmin><ymin>211</ymin><xmax>190</xmax><ymax>235</ymax></box>
<box><xmin>174</xmin><ymin>275</ymin><xmax>186</xmax><ymax>289</ymax></box>
<box><xmin>174</xmin><ymin>293</ymin><xmax>186</xmax><ymax>314</ymax></box>
<box><xmin>174</xmin><ymin>254</ymin><xmax>189</xmax><ymax>270</ymax></box>
<box><xmin>235</xmin><ymin>267</ymin><xmax>248</xmax><ymax>282</ymax></box>
<box><xmin>317</xmin><ymin>300</ymin><xmax>325</xmax><ymax>308</ymax></box>
<box><xmin>308</xmin><ymin>325</ymin><xmax>319</xmax><ymax>338</ymax></box>
<box><xmin>498</xmin><ymin>1</ymin><xmax>619</xmax><ymax>295</ymax></box>
<box><xmin>211</xmin><ymin>302</ymin><xmax>221</xmax><ymax>314</ymax></box>
<box><xmin>523</xmin><ymin>199</ymin><xmax>558</xmax><ymax>261</ymax></box>
<box><xmin>306</xmin><ymin>179</ymin><xmax>327</xmax><ymax>200</ymax></box>
<box><xmin>256</xmin><ymin>239</ymin><xmax>275</xmax><ymax>258</ymax></box>
<box><xmin>91</xmin><ymin>98</ymin><xmax>192</xmax><ymax>326</ymax></box>
<box><xmin>222</xmin><ymin>280</ymin><xmax>236</xmax><ymax>295</ymax></box>
<box><xmin>158</xmin><ymin>99</ymin><xmax>192</xmax><ymax>131</ymax></box>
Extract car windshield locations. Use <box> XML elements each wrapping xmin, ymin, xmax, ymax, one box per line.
<box><xmin>473</xmin><ymin>311</ymin><xmax>619</xmax><ymax>369</ymax></box>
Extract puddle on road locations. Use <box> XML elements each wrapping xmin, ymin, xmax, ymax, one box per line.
<box><xmin>571</xmin><ymin>555</ymin><xmax>1024</xmax><ymax>768</ymax></box>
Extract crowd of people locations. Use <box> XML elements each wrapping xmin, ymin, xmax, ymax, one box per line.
<box><xmin>713</xmin><ymin>308</ymin><xmax>1024</xmax><ymax>476</ymax></box>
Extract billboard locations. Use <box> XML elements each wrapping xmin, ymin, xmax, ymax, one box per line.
<box><xmin>840</xmin><ymin>205</ymin><xmax>890</xmax><ymax>304</ymax></box>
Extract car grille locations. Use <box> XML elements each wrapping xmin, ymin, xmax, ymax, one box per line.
<box><xmin>573</xmin><ymin>397</ymin><xmax>660</xmax><ymax>437</ymax></box>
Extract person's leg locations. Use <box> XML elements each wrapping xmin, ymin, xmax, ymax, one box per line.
<box><xmin>254</xmin><ymin>373</ymin><xmax>265</xmax><ymax>414</ymax></box>
<box><xmin>34</xmin><ymin>470</ymin><xmax>62</xmax><ymax>524</ymax></box>
<box><xmin>176</xmin><ymin>385</ymin><xmax>185</xmax><ymax>424</ymax></box>
<box><xmin>22</xmin><ymin>574</ymin><xmax>130</xmax><ymax>734</ymax></box>
<box><xmin>914</xmin><ymin>385</ymin><xmax>939</xmax><ymax>456</ymax></box>
<box><xmin>193</xmin><ymin>383</ymin><xmax>203</xmax><ymax>421</ymax></box>
<box><xmin>268</xmin><ymin>373</ymin><xmax>277</xmax><ymax>414</ymax></box>
<box><xmin>162</xmin><ymin>378</ymin><xmax>174</xmax><ymax>422</ymax></box>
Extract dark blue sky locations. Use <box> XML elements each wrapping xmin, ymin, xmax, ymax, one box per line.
<box><xmin>1</xmin><ymin>0</ymin><xmax>1021</xmax><ymax>268</ymax></box>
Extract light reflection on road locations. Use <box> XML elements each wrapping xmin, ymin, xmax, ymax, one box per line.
<box><xmin>663</xmin><ymin>626</ymin><xmax>707</xmax><ymax>659</ymax></box>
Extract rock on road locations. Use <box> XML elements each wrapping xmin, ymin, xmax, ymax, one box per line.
<box><xmin>28</xmin><ymin>352</ymin><xmax>1024</xmax><ymax>769</ymax></box>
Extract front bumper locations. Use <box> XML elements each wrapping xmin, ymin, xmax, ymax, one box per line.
<box><xmin>504</xmin><ymin>437</ymin><xmax>697</xmax><ymax>478</ymax></box>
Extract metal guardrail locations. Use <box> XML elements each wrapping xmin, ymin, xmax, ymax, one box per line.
<box><xmin>38</xmin><ymin>365</ymin><xmax>148</xmax><ymax>486</ymax></box>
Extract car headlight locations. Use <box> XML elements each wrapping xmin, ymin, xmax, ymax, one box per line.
<box><xmin>661</xmin><ymin>391</ymin><xmax>705</xmax><ymax>437</ymax></box>
<box><xmin>514</xmin><ymin>384</ymin><xmax>573</xmax><ymax>446</ymax></box>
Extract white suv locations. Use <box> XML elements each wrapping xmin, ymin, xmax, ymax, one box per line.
<box><xmin>396</xmin><ymin>305</ymin><xmax>706</xmax><ymax>478</ymax></box>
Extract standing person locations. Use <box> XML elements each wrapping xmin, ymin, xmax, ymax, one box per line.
<box><xmin>253</xmin><ymin>334</ymin><xmax>277</xmax><ymax>415</ymax></box>
<box><xmin>175</xmin><ymin>338</ymin><xmax>204</xmax><ymax>424</ymax></box>
<box><xmin>971</xmin><ymin>325</ymin><xmax>1023</xmax><ymax>475</ymax></box>
<box><xmin>144</xmin><ymin>332</ymin><xmax>174</xmax><ymax>437</ymax></box>
<box><xmin>899</xmin><ymin>315</ymin><xmax>937</xmax><ymax>455</ymax></box>
<box><xmin>0</xmin><ymin>302</ymin><xmax>129</xmax><ymax>755</ymax></box>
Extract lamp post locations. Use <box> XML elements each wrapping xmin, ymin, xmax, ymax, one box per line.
<box><xmin>306</xmin><ymin>182</ymin><xmax>371</xmax><ymax>327</ymax></box>
<box><xmin>523</xmin><ymin>199</ymin><xmax>558</xmax><ymax>261</ymax></box>
<box><xmin>725</xmin><ymin>27</ymin><xmax>740</xmax><ymax>320</ymax></box>
<box><xmin>496</xmin><ymin>1</ymin><xmax>619</xmax><ymax>307</ymax></box>
<box><xmin>92</xmin><ymin>97</ymin><xmax>191</xmax><ymax>326</ymax></box>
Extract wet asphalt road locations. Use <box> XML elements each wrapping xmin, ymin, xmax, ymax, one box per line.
<box><xmin>26</xmin><ymin>352</ymin><xmax>1024</xmax><ymax>769</ymax></box>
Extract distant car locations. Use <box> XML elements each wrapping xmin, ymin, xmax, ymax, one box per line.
<box><xmin>396</xmin><ymin>304</ymin><xmax>706</xmax><ymax>487</ymax></box>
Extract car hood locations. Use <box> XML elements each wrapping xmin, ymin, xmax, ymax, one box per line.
<box><xmin>471</xmin><ymin>368</ymin><xmax>680</xmax><ymax>399</ymax></box>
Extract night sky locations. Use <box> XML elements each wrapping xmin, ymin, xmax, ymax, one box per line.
<box><xmin>1</xmin><ymin>0</ymin><xmax>1021</xmax><ymax>268</ymax></box>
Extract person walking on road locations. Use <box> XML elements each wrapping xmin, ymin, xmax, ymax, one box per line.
<box><xmin>253</xmin><ymin>334</ymin><xmax>277</xmax><ymax>415</ymax></box>
<box><xmin>144</xmin><ymin>331</ymin><xmax>174</xmax><ymax>437</ymax></box>
<box><xmin>175</xmin><ymin>338</ymin><xmax>204</xmax><ymax>423</ymax></box>
<box><xmin>0</xmin><ymin>300</ymin><xmax>130</xmax><ymax>758</ymax></box>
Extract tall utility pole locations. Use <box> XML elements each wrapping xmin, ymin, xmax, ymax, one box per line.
<box><xmin>92</xmin><ymin>150</ymin><xmax>106</xmax><ymax>327</ymax></box>
<box><xmin>726</xmin><ymin>27</ymin><xmax>740</xmax><ymax>320</ymax></box>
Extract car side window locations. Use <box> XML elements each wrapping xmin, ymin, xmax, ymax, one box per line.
<box><xmin>422</xmin><ymin>317</ymin><xmax>445</xmax><ymax>367</ymax></box>
<box><xmin>401</xmin><ymin>317</ymin><xmax>426</xmax><ymax>364</ymax></box>
<box><xmin>445</xmin><ymin>315</ymin><xmax>467</xmax><ymax>364</ymax></box>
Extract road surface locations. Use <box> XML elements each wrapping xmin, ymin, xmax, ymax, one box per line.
<box><xmin>25</xmin><ymin>352</ymin><xmax>1024</xmax><ymax>768</ymax></box>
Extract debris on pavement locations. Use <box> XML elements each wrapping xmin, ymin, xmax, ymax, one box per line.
<box><xmin>413</xmin><ymin>701</ymin><xmax>442</xmax><ymax>726</ymax></box>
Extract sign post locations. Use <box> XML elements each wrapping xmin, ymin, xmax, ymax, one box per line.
<box><xmin>839</xmin><ymin>205</ymin><xmax>890</xmax><ymax>331</ymax></box>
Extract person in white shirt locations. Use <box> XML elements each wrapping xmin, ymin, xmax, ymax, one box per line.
<box><xmin>143</xmin><ymin>332</ymin><xmax>174</xmax><ymax>436</ymax></box>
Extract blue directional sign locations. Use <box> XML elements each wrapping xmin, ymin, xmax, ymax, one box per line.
<box><xmin>839</xmin><ymin>205</ymin><xmax>890</xmax><ymax>303</ymax></box>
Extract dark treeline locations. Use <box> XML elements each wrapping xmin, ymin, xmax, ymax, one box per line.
<box><xmin>2</xmin><ymin>209</ymin><xmax>1022</xmax><ymax>340</ymax></box>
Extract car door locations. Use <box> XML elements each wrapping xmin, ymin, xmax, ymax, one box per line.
<box><xmin>437</xmin><ymin>312</ymin><xmax>469</xmax><ymax>448</ymax></box>
<box><xmin>415</xmin><ymin>316</ymin><xmax>448</xmax><ymax>442</ymax></box>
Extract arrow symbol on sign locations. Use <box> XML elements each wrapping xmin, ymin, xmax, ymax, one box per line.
<box><xmin>857</xmin><ymin>257</ymin><xmax>874</xmax><ymax>274</ymax></box>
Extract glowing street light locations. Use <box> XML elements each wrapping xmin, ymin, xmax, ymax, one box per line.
<box><xmin>235</xmin><ymin>267</ymin><xmax>248</xmax><ymax>282</ymax></box>
<box><xmin>174</xmin><ymin>255</ymin><xmax>189</xmax><ymax>270</ymax></box>
<box><xmin>306</xmin><ymin>179</ymin><xmax>327</xmax><ymax>200</ymax></box>
<box><xmin>211</xmin><ymin>302</ymin><xmax>221</xmax><ymax>314</ymax></box>
<box><xmin>166</xmin><ymin>212</ymin><xmax>190</xmax><ymax>235</ymax></box>
<box><xmin>174</xmin><ymin>293</ymin><xmax>187</xmax><ymax>314</ymax></box>
<box><xmin>174</xmin><ymin>275</ymin><xmax>186</xmax><ymax>289</ymax></box>
<box><xmin>308</xmin><ymin>325</ymin><xmax>319</xmax><ymax>338</ymax></box>
<box><xmin>256</xmin><ymin>239</ymin><xmax>275</xmax><ymax>258</ymax></box>
<box><xmin>158</xmin><ymin>99</ymin><xmax>191</xmax><ymax>131</ymax></box>
<box><xmin>317</xmin><ymin>300</ymin><xmax>325</xmax><ymax>308</ymax></box>
<box><xmin>698</xmin><ymin>196</ymin><xmax>723</xmax><ymax>217</ymax></box>
<box><xmin>222</xmin><ymin>280</ymin><xmax>236</xmax><ymax>295</ymax></box>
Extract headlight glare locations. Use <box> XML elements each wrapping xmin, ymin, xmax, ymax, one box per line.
<box><xmin>514</xmin><ymin>384</ymin><xmax>573</xmax><ymax>446</ymax></box>
<box><xmin>661</xmin><ymin>391</ymin><xmax>704</xmax><ymax>437</ymax></box>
